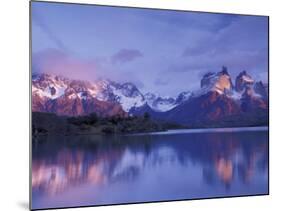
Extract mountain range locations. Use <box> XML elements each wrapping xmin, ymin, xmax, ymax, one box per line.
<box><xmin>32</xmin><ymin>67</ymin><xmax>268</xmax><ymax>127</ymax></box>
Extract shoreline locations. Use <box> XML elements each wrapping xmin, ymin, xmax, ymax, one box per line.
<box><xmin>32</xmin><ymin>125</ymin><xmax>268</xmax><ymax>138</ymax></box>
<box><xmin>126</xmin><ymin>126</ymin><xmax>269</xmax><ymax>136</ymax></box>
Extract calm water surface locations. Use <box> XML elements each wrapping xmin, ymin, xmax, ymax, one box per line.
<box><xmin>32</xmin><ymin>127</ymin><xmax>268</xmax><ymax>209</ymax></box>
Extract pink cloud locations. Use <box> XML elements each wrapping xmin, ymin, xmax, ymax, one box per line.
<box><xmin>32</xmin><ymin>49</ymin><xmax>100</xmax><ymax>81</ymax></box>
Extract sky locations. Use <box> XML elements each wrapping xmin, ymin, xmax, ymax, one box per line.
<box><xmin>31</xmin><ymin>1</ymin><xmax>268</xmax><ymax>97</ymax></box>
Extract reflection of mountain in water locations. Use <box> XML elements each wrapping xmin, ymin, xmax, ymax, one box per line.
<box><xmin>32</xmin><ymin>130</ymin><xmax>268</xmax><ymax>196</ymax></box>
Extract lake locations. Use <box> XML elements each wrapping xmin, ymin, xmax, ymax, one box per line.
<box><xmin>31</xmin><ymin>127</ymin><xmax>269</xmax><ymax>210</ymax></box>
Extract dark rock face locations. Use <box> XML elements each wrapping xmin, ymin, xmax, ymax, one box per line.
<box><xmin>50</xmin><ymin>87</ymin><xmax>56</xmax><ymax>96</ymax></box>
<box><xmin>129</xmin><ymin>103</ymin><xmax>160</xmax><ymax>118</ymax></box>
<box><xmin>45</xmin><ymin>94</ymin><xmax>84</xmax><ymax>116</ymax></box>
<box><xmin>133</xmin><ymin>67</ymin><xmax>268</xmax><ymax>127</ymax></box>
<box><xmin>166</xmin><ymin>91</ymin><xmax>240</xmax><ymax>125</ymax></box>
<box><xmin>32</xmin><ymin>69</ymin><xmax>268</xmax><ymax>127</ymax></box>
<box><xmin>201</xmin><ymin>72</ymin><xmax>216</xmax><ymax>88</ymax></box>
<box><xmin>235</xmin><ymin>71</ymin><xmax>254</xmax><ymax>92</ymax></box>
<box><xmin>34</xmin><ymin>94</ymin><xmax>127</xmax><ymax>117</ymax></box>
<box><xmin>32</xmin><ymin>74</ymin><xmax>127</xmax><ymax>117</ymax></box>
<box><xmin>241</xmin><ymin>87</ymin><xmax>268</xmax><ymax>112</ymax></box>
<box><xmin>120</xmin><ymin>82</ymin><xmax>144</xmax><ymax>98</ymax></box>
<box><xmin>81</xmin><ymin>98</ymin><xmax>127</xmax><ymax>117</ymax></box>
<box><xmin>200</xmin><ymin>68</ymin><xmax>233</xmax><ymax>94</ymax></box>
<box><xmin>32</xmin><ymin>94</ymin><xmax>48</xmax><ymax>113</ymax></box>
<box><xmin>254</xmin><ymin>81</ymin><xmax>268</xmax><ymax>100</ymax></box>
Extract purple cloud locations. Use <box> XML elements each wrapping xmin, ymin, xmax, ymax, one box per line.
<box><xmin>112</xmin><ymin>49</ymin><xmax>143</xmax><ymax>64</ymax></box>
<box><xmin>32</xmin><ymin>2</ymin><xmax>268</xmax><ymax>97</ymax></box>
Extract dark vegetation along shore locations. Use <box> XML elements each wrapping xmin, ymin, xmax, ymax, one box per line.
<box><xmin>32</xmin><ymin>112</ymin><xmax>185</xmax><ymax>137</ymax></box>
<box><xmin>32</xmin><ymin>110</ymin><xmax>268</xmax><ymax>138</ymax></box>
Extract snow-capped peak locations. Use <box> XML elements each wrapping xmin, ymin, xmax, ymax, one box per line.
<box><xmin>32</xmin><ymin>73</ymin><xmax>69</xmax><ymax>99</ymax></box>
<box><xmin>176</xmin><ymin>91</ymin><xmax>192</xmax><ymax>104</ymax></box>
<box><xmin>195</xmin><ymin>67</ymin><xmax>233</xmax><ymax>96</ymax></box>
<box><xmin>144</xmin><ymin>93</ymin><xmax>180</xmax><ymax>112</ymax></box>
<box><xmin>235</xmin><ymin>70</ymin><xmax>254</xmax><ymax>92</ymax></box>
<box><xmin>109</xmin><ymin>82</ymin><xmax>146</xmax><ymax>112</ymax></box>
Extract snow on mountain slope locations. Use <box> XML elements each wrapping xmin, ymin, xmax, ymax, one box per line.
<box><xmin>191</xmin><ymin>68</ymin><xmax>266</xmax><ymax>103</ymax></box>
<box><xmin>144</xmin><ymin>92</ymin><xmax>191</xmax><ymax>112</ymax></box>
<box><xmin>32</xmin><ymin>73</ymin><xmax>194</xmax><ymax>114</ymax></box>
<box><xmin>144</xmin><ymin>93</ymin><xmax>157</xmax><ymax>107</ymax></box>
<box><xmin>235</xmin><ymin>70</ymin><xmax>254</xmax><ymax>92</ymax></box>
<box><xmin>144</xmin><ymin>93</ymin><xmax>174</xmax><ymax>112</ymax></box>
<box><xmin>232</xmin><ymin>71</ymin><xmax>268</xmax><ymax>101</ymax></box>
<box><xmin>32</xmin><ymin>74</ymin><xmax>69</xmax><ymax>99</ymax></box>
<box><xmin>32</xmin><ymin>73</ymin><xmax>147</xmax><ymax>113</ymax></box>
<box><xmin>32</xmin><ymin>85</ymin><xmax>67</xmax><ymax>99</ymax></box>
<box><xmin>153</xmin><ymin>99</ymin><xmax>177</xmax><ymax>112</ymax></box>
<box><xmin>32</xmin><ymin>68</ymin><xmax>267</xmax><ymax>117</ymax></box>
<box><xmin>110</xmin><ymin>83</ymin><xmax>146</xmax><ymax>112</ymax></box>
<box><xmin>196</xmin><ymin>67</ymin><xmax>233</xmax><ymax>97</ymax></box>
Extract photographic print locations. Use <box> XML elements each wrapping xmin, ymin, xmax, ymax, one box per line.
<box><xmin>31</xmin><ymin>1</ymin><xmax>269</xmax><ymax>210</ymax></box>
